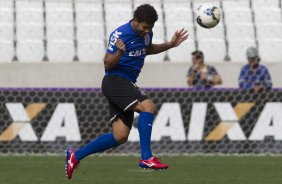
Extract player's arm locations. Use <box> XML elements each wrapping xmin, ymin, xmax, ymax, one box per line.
<box><xmin>104</xmin><ymin>39</ymin><xmax>125</xmax><ymax>70</ymax></box>
<box><xmin>147</xmin><ymin>28</ymin><xmax>188</xmax><ymax>55</ymax></box>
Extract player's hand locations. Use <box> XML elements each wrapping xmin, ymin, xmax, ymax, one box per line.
<box><xmin>116</xmin><ymin>39</ymin><xmax>126</xmax><ymax>52</ymax></box>
<box><xmin>170</xmin><ymin>28</ymin><xmax>189</xmax><ymax>48</ymax></box>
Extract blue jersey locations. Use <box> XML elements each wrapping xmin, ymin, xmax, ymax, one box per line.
<box><xmin>239</xmin><ymin>64</ymin><xmax>272</xmax><ymax>89</ymax></box>
<box><xmin>105</xmin><ymin>21</ymin><xmax>153</xmax><ymax>83</ymax></box>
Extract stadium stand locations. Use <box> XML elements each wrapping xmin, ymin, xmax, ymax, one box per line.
<box><xmin>0</xmin><ymin>0</ymin><xmax>282</xmax><ymax>63</ymax></box>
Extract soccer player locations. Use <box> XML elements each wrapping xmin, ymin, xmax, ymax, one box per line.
<box><xmin>66</xmin><ymin>4</ymin><xmax>188</xmax><ymax>179</ymax></box>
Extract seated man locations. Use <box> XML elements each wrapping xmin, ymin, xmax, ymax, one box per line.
<box><xmin>239</xmin><ymin>47</ymin><xmax>272</xmax><ymax>92</ymax></box>
<box><xmin>187</xmin><ymin>50</ymin><xmax>222</xmax><ymax>89</ymax></box>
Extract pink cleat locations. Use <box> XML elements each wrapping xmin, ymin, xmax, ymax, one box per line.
<box><xmin>139</xmin><ymin>156</ymin><xmax>169</xmax><ymax>170</ymax></box>
<box><xmin>65</xmin><ymin>148</ymin><xmax>80</xmax><ymax>179</ymax></box>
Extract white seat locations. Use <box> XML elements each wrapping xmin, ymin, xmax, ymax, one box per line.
<box><xmin>17</xmin><ymin>24</ymin><xmax>44</xmax><ymax>41</ymax></box>
<box><xmin>46</xmin><ymin>9</ymin><xmax>74</xmax><ymax>25</ymax></box>
<box><xmin>258</xmin><ymin>39</ymin><xmax>282</xmax><ymax>62</ymax></box>
<box><xmin>17</xmin><ymin>40</ymin><xmax>44</xmax><ymax>62</ymax></box>
<box><xmin>0</xmin><ymin>7</ymin><xmax>13</xmax><ymax>24</ymax></box>
<box><xmin>228</xmin><ymin>39</ymin><xmax>256</xmax><ymax>62</ymax></box>
<box><xmin>77</xmin><ymin>40</ymin><xmax>105</xmax><ymax>62</ymax></box>
<box><xmin>224</xmin><ymin>8</ymin><xmax>253</xmax><ymax>24</ymax></box>
<box><xmin>222</xmin><ymin>0</ymin><xmax>250</xmax><ymax>10</ymax></box>
<box><xmin>76</xmin><ymin>23</ymin><xmax>104</xmax><ymax>42</ymax></box>
<box><xmin>45</xmin><ymin>1</ymin><xmax>73</xmax><ymax>10</ymax></box>
<box><xmin>196</xmin><ymin>23</ymin><xmax>224</xmax><ymax>40</ymax></box>
<box><xmin>166</xmin><ymin>23</ymin><xmax>195</xmax><ymax>40</ymax></box>
<box><xmin>168</xmin><ymin>39</ymin><xmax>196</xmax><ymax>63</ymax></box>
<box><xmin>252</xmin><ymin>0</ymin><xmax>279</xmax><ymax>9</ymax></box>
<box><xmin>256</xmin><ymin>23</ymin><xmax>282</xmax><ymax>40</ymax></box>
<box><xmin>47</xmin><ymin>24</ymin><xmax>74</xmax><ymax>41</ymax></box>
<box><xmin>47</xmin><ymin>40</ymin><xmax>75</xmax><ymax>62</ymax></box>
<box><xmin>254</xmin><ymin>8</ymin><xmax>282</xmax><ymax>24</ymax></box>
<box><xmin>198</xmin><ymin>39</ymin><xmax>226</xmax><ymax>63</ymax></box>
<box><xmin>0</xmin><ymin>40</ymin><xmax>14</xmax><ymax>62</ymax></box>
<box><xmin>0</xmin><ymin>23</ymin><xmax>14</xmax><ymax>41</ymax></box>
<box><xmin>16</xmin><ymin>9</ymin><xmax>44</xmax><ymax>26</ymax></box>
<box><xmin>105</xmin><ymin>8</ymin><xmax>132</xmax><ymax>23</ymax></box>
<box><xmin>0</xmin><ymin>0</ymin><xmax>13</xmax><ymax>9</ymax></box>
<box><xmin>16</xmin><ymin>1</ymin><xmax>43</xmax><ymax>11</ymax></box>
<box><xmin>146</xmin><ymin>39</ymin><xmax>166</xmax><ymax>62</ymax></box>
<box><xmin>152</xmin><ymin>22</ymin><xmax>165</xmax><ymax>41</ymax></box>
<box><xmin>226</xmin><ymin>23</ymin><xmax>255</xmax><ymax>40</ymax></box>
<box><xmin>164</xmin><ymin>4</ymin><xmax>193</xmax><ymax>25</ymax></box>
<box><xmin>75</xmin><ymin>5</ymin><xmax>103</xmax><ymax>25</ymax></box>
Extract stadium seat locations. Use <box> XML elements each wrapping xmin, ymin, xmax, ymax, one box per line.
<box><xmin>198</xmin><ymin>39</ymin><xmax>227</xmax><ymax>63</ymax></box>
<box><xmin>196</xmin><ymin>23</ymin><xmax>224</xmax><ymax>41</ymax></box>
<box><xmin>0</xmin><ymin>40</ymin><xmax>14</xmax><ymax>62</ymax></box>
<box><xmin>222</xmin><ymin>0</ymin><xmax>250</xmax><ymax>10</ymax></box>
<box><xmin>45</xmin><ymin>2</ymin><xmax>73</xmax><ymax>25</ymax></box>
<box><xmin>0</xmin><ymin>23</ymin><xmax>14</xmax><ymax>41</ymax></box>
<box><xmin>224</xmin><ymin>8</ymin><xmax>253</xmax><ymax>24</ymax></box>
<box><xmin>77</xmin><ymin>40</ymin><xmax>105</xmax><ymax>62</ymax></box>
<box><xmin>228</xmin><ymin>39</ymin><xmax>256</xmax><ymax>62</ymax></box>
<box><xmin>16</xmin><ymin>9</ymin><xmax>44</xmax><ymax>26</ymax></box>
<box><xmin>46</xmin><ymin>9</ymin><xmax>74</xmax><ymax>25</ymax></box>
<box><xmin>0</xmin><ymin>7</ymin><xmax>13</xmax><ymax>24</ymax></box>
<box><xmin>166</xmin><ymin>23</ymin><xmax>195</xmax><ymax>40</ymax></box>
<box><xmin>17</xmin><ymin>24</ymin><xmax>44</xmax><ymax>41</ymax></box>
<box><xmin>76</xmin><ymin>23</ymin><xmax>104</xmax><ymax>42</ymax></box>
<box><xmin>256</xmin><ymin>23</ymin><xmax>282</xmax><ymax>40</ymax></box>
<box><xmin>226</xmin><ymin>23</ymin><xmax>255</xmax><ymax>40</ymax></box>
<box><xmin>17</xmin><ymin>40</ymin><xmax>44</xmax><ymax>62</ymax></box>
<box><xmin>258</xmin><ymin>39</ymin><xmax>282</xmax><ymax>62</ymax></box>
<box><xmin>168</xmin><ymin>39</ymin><xmax>196</xmax><ymax>63</ymax></box>
<box><xmin>75</xmin><ymin>2</ymin><xmax>103</xmax><ymax>24</ymax></box>
<box><xmin>47</xmin><ymin>40</ymin><xmax>75</xmax><ymax>62</ymax></box>
<box><xmin>16</xmin><ymin>1</ymin><xmax>43</xmax><ymax>11</ymax></box>
<box><xmin>252</xmin><ymin>0</ymin><xmax>279</xmax><ymax>9</ymax></box>
<box><xmin>47</xmin><ymin>23</ymin><xmax>74</xmax><ymax>41</ymax></box>
<box><xmin>152</xmin><ymin>22</ymin><xmax>165</xmax><ymax>41</ymax></box>
<box><xmin>254</xmin><ymin>8</ymin><xmax>282</xmax><ymax>24</ymax></box>
<box><xmin>105</xmin><ymin>7</ymin><xmax>132</xmax><ymax>23</ymax></box>
<box><xmin>164</xmin><ymin>3</ymin><xmax>193</xmax><ymax>25</ymax></box>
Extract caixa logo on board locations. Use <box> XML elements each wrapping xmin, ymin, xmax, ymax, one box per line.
<box><xmin>128</xmin><ymin>102</ymin><xmax>282</xmax><ymax>142</ymax></box>
<box><xmin>0</xmin><ymin>103</ymin><xmax>81</xmax><ymax>142</ymax></box>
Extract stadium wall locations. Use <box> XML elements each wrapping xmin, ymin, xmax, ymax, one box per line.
<box><xmin>0</xmin><ymin>62</ymin><xmax>282</xmax><ymax>88</ymax></box>
<box><xmin>0</xmin><ymin>88</ymin><xmax>282</xmax><ymax>154</ymax></box>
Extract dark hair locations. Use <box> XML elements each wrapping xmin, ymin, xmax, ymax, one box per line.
<box><xmin>133</xmin><ymin>4</ymin><xmax>158</xmax><ymax>25</ymax></box>
<box><xmin>192</xmin><ymin>50</ymin><xmax>204</xmax><ymax>59</ymax></box>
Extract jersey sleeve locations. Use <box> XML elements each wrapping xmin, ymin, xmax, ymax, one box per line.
<box><xmin>107</xmin><ymin>29</ymin><xmax>124</xmax><ymax>55</ymax></box>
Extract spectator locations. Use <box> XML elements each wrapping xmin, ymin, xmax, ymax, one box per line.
<box><xmin>187</xmin><ymin>50</ymin><xmax>222</xmax><ymax>89</ymax></box>
<box><xmin>239</xmin><ymin>47</ymin><xmax>272</xmax><ymax>92</ymax></box>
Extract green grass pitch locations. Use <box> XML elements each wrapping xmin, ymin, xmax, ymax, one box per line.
<box><xmin>1</xmin><ymin>155</ymin><xmax>282</xmax><ymax>184</ymax></box>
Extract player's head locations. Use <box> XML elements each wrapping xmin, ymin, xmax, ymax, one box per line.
<box><xmin>192</xmin><ymin>50</ymin><xmax>204</xmax><ymax>64</ymax></box>
<box><xmin>246</xmin><ymin>47</ymin><xmax>260</xmax><ymax>68</ymax></box>
<box><xmin>131</xmin><ymin>4</ymin><xmax>158</xmax><ymax>37</ymax></box>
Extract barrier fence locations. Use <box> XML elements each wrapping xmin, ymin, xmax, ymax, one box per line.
<box><xmin>0</xmin><ymin>88</ymin><xmax>282</xmax><ymax>154</ymax></box>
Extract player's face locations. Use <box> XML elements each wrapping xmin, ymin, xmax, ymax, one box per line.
<box><xmin>133</xmin><ymin>20</ymin><xmax>154</xmax><ymax>37</ymax></box>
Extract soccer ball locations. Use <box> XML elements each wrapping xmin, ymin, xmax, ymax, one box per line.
<box><xmin>196</xmin><ymin>4</ymin><xmax>221</xmax><ymax>29</ymax></box>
